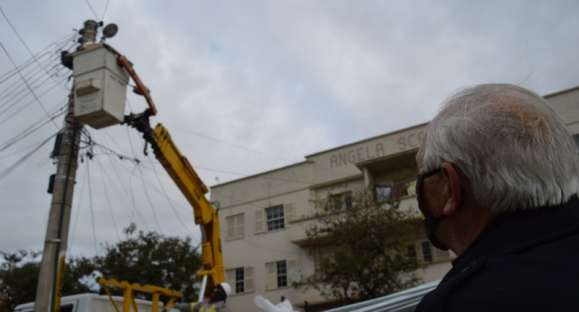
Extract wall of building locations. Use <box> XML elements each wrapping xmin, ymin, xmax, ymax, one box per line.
<box><xmin>212</xmin><ymin>86</ymin><xmax>579</xmax><ymax>311</ymax></box>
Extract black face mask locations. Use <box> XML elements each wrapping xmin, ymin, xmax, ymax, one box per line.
<box><xmin>416</xmin><ymin>167</ymin><xmax>449</xmax><ymax>250</ymax></box>
<box><xmin>423</xmin><ymin>212</ymin><xmax>449</xmax><ymax>250</ymax></box>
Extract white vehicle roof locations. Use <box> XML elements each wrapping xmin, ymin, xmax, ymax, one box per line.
<box><xmin>15</xmin><ymin>293</ymin><xmax>159</xmax><ymax>312</ymax></box>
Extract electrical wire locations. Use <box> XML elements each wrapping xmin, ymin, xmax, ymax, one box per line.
<box><xmin>0</xmin><ymin>101</ymin><xmax>67</xmax><ymax>153</ymax></box>
<box><xmin>0</xmin><ymin>132</ymin><xmax>57</xmax><ymax>181</ymax></box>
<box><xmin>68</xmin><ymin>163</ymin><xmax>88</xmax><ymax>256</ymax></box>
<box><xmin>100</xmin><ymin>145</ymin><xmax>149</xmax><ymax>227</ymax></box>
<box><xmin>0</xmin><ymin>48</ymin><xmax>63</xmax><ymax>99</ymax></box>
<box><xmin>0</xmin><ymin>32</ymin><xmax>74</xmax><ymax>84</ymax></box>
<box><xmin>0</xmin><ymin>38</ymin><xmax>59</xmax><ymax>129</ymax></box>
<box><xmin>101</xmin><ymin>0</ymin><xmax>111</xmax><ymax>21</ymax></box>
<box><xmin>86</xmin><ymin>160</ymin><xmax>99</xmax><ymax>255</ymax></box>
<box><xmin>146</xmin><ymin>154</ymin><xmax>195</xmax><ymax>236</ymax></box>
<box><xmin>92</xmin><ymin>145</ymin><xmax>144</xmax><ymax>227</ymax></box>
<box><xmin>136</xmin><ymin>164</ymin><xmax>164</xmax><ymax>233</ymax></box>
<box><xmin>90</xmin><ymin>135</ymin><xmax>199</xmax><ymax>240</ymax></box>
<box><xmin>0</xmin><ymin>73</ymin><xmax>66</xmax><ymax>118</ymax></box>
<box><xmin>174</xmin><ymin>127</ymin><xmax>298</xmax><ymax>163</ymax></box>
<box><xmin>0</xmin><ymin>5</ymin><xmax>54</xmax><ymax>79</ymax></box>
<box><xmin>0</xmin><ymin>49</ymin><xmax>56</xmax><ymax>94</ymax></box>
<box><xmin>96</xmin><ymin>157</ymin><xmax>122</xmax><ymax>242</ymax></box>
<box><xmin>0</xmin><ymin>77</ymin><xmax>68</xmax><ymax>125</ymax></box>
<box><xmin>84</xmin><ymin>0</ymin><xmax>99</xmax><ymax>20</ymax></box>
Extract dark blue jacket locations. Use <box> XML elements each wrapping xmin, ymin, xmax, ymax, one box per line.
<box><xmin>416</xmin><ymin>196</ymin><xmax>579</xmax><ymax>312</ymax></box>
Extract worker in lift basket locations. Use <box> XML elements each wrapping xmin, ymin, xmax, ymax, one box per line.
<box><xmin>174</xmin><ymin>283</ymin><xmax>232</xmax><ymax>312</ymax></box>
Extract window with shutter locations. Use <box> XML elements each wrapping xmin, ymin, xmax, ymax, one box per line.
<box><xmin>255</xmin><ymin>209</ymin><xmax>264</xmax><ymax>233</ymax></box>
<box><xmin>225</xmin><ymin>216</ymin><xmax>235</xmax><ymax>240</ymax></box>
<box><xmin>285</xmin><ymin>203</ymin><xmax>296</xmax><ymax>225</ymax></box>
<box><xmin>225</xmin><ymin>269</ymin><xmax>236</xmax><ymax>294</ymax></box>
<box><xmin>226</xmin><ymin>267</ymin><xmax>254</xmax><ymax>294</ymax></box>
<box><xmin>330</xmin><ymin>192</ymin><xmax>353</xmax><ymax>210</ymax></box>
<box><xmin>225</xmin><ymin>214</ymin><xmax>244</xmax><ymax>240</ymax></box>
<box><xmin>287</xmin><ymin>259</ymin><xmax>299</xmax><ymax>285</ymax></box>
<box><xmin>245</xmin><ymin>266</ymin><xmax>254</xmax><ymax>292</ymax></box>
<box><xmin>235</xmin><ymin>214</ymin><xmax>244</xmax><ymax>238</ymax></box>
<box><xmin>265</xmin><ymin>262</ymin><xmax>276</xmax><ymax>290</ymax></box>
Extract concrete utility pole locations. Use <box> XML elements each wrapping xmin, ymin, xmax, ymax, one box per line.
<box><xmin>34</xmin><ymin>20</ymin><xmax>97</xmax><ymax>312</ymax></box>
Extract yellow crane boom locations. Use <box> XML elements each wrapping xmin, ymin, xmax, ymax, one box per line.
<box><xmin>125</xmin><ymin>112</ymin><xmax>225</xmax><ymax>296</ymax></box>
<box><xmin>118</xmin><ymin>52</ymin><xmax>224</xmax><ymax>300</ymax></box>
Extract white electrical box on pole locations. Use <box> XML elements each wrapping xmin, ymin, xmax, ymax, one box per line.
<box><xmin>72</xmin><ymin>45</ymin><xmax>129</xmax><ymax>129</ymax></box>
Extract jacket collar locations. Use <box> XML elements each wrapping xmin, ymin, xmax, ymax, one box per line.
<box><xmin>451</xmin><ymin>195</ymin><xmax>579</xmax><ymax>270</ymax></box>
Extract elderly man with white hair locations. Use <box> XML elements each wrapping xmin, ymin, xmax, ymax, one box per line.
<box><xmin>415</xmin><ymin>84</ymin><xmax>579</xmax><ymax>312</ymax></box>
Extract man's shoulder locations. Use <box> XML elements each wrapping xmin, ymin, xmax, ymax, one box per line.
<box><xmin>418</xmin><ymin>247</ymin><xmax>579</xmax><ymax>312</ymax></box>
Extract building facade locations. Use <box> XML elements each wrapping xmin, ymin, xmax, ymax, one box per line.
<box><xmin>210</xmin><ymin>86</ymin><xmax>579</xmax><ymax>312</ymax></box>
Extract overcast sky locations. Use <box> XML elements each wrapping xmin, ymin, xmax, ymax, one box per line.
<box><xmin>1</xmin><ymin>0</ymin><xmax>579</xmax><ymax>258</ymax></box>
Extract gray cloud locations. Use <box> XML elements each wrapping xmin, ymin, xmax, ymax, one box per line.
<box><xmin>1</xmin><ymin>0</ymin><xmax>579</xmax><ymax>257</ymax></box>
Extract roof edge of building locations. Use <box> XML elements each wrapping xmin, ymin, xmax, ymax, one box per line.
<box><xmin>544</xmin><ymin>84</ymin><xmax>579</xmax><ymax>99</ymax></box>
<box><xmin>210</xmin><ymin>160</ymin><xmax>310</xmax><ymax>189</ymax></box>
<box><xmin>305</xmin><ymin>122</ymin><xmax>429</xmax><ymax>159</ymax></box>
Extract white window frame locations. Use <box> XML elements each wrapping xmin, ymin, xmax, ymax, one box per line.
<box><xmin>265</xmin><ymin>259</ymin><xmax>298</xmax><ymax>290</ymax></box>
<box><xmin>225</xmin><ymin>266</ymin><xmax>254</xmax><ymax>295</ymax></box>
<box><xmin>225</xmin><ymin>213</ymin><xmax>245</xmax><ymax>240</ymax></box>
<box><xmin>330</xmin><ymin>191</ymin><xmax>353</xmax><ymax>210</ymax></box>
<box><xmin>265</xmin><ymin>205</ymin><xmax>285</xmax><ymax>231</ymax></box>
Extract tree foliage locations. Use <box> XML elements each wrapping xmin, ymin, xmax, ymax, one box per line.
<box><xmin>95</xmin><ymin>223</ymin><xmax>201</xmax><ymax>301</ymax></box>
<box><xmin>0</xmin><ymin>251</ymin><xmax>93</xmax><ymax>310</ymax></box>
<box><xmin>304</xmin><ymin>191</ymin><xmax>422</xmax><ymax>303</ymax></box>
<box><xmin>0</xmin><ymin>224</ymin><xmax>201</xmax><ymax>309</ymax></box>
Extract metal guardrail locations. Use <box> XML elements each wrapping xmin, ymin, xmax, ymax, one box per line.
<box><xmin>324</xmin><ymin>280</ymin><xmax>439</xmax><ymax>312</ymax></box>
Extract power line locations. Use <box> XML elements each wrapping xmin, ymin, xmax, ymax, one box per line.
<box><xmin>0</xmin><ymin>75</ymin><xmax>67</xmax><ymax>124</ymax></box>
<box><xmin>92</xmin><ymin>153</ymin><xmax>125</xmax><ymax>241</ymax></box>
<box><xmin>101</xmin><ymin>0</ymin><xmax>111</xmax><ymax>21</ymax></box>
<box><xmin>92</xmin><ymin>146</ymin><xmax>144</xmax><ymax>228</ymax></box>
<box><xmin>146</xmin><ymin>154</ymin><xmax>195</xmax><ymax>236</ymax></box>
<box><xmin>68</xmin><ymin>164</ymin><xmax>88</xmax><ymax>257</ymax></box>
<box><xmin>0</xmin><ymin>49</ymin><xmax>55</xmax><ymax>92</ymax></box>
<box><xmin>0</xmin><ymin>132</ymin><xmax>57</xmax><ymax>181</ymax></box>
<box><xmin>96</xmin><ymin>156</ymin><xmax>122</xmax><ymax>241</ymax></box>
<box><xmin>86</xmin><ymin>160</ymin><xmax>99</xmax><ymax>255</ymax></box>
<box><xmin>0</xmin><ymin>101</ymin><xmax>66</xmax><ymax>153</ymax></box>
<box><xmin>84</xmin><ymin>0</ymin><xmax>99</xmax><ymax>20</ymax></box>
<box><xmin>0</xmin><ymin>38</ymin><xmax>59</xmax><ymax>129</ymax></box>
<box><xmin>0</xmin><ymin>32</ymin><xmax>73</xmax><ymax>84</ymax></box>
<box><xmin>136</xmin><ymin>164</ymin><xmax>164</xmax><ymax>233</ymax></box>
<box><xmin>173</xmin><ymin>126</ymin><xmax>298</xmax><ymax>163</ymax></box>
<box><xmin>0</xmin><ymin>5</ymin><xmax>53</xmax><ymax>78</ymax></box>
<box><xmin>0</xmin><ymin>73</ymin><xmax>65</xmax><ymax>118</ymax></box>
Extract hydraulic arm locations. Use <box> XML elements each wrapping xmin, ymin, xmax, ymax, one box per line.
<box><xmin>125</xmin><ymin>112</ymin><xmax>225</xmax><ymax>295</ymax></box>
<box><xmin>118</xmin><ymin>52</ymin><xmax>224</xmax><ymax>299</ymax></box>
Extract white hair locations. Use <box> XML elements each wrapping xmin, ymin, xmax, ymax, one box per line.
<box><xmin>419</xmin><ymin>83</ymin><xmax>579</xmax><ymax>214</ymax></box>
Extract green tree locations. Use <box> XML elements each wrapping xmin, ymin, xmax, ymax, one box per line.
<box><xmin>304</xmin><ymin>191</ymin><xmax>422</xmax><ymax>303</ymax></box>
<box><xmin>0</xmin><ymin>251</ymin><xmax>94</xmax><ymax>310</ymax></box>
<box><xmin>0</xmin><ymin>224</ymin><xmax>201</xmax><ymax>308</ymax></box>
<box><xmin>94</xmin><ymin>223</ymin><xmax>202</xmax><ymax>302</ymax></box>
<box><xmin>0</xmin><ymin>250</ymin><xmax>42</xmax><ymax>310</ymax></box>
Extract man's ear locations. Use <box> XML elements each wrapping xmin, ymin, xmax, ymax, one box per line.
<box><xmin>441</xmin><ymin>162</ymin><xmax>462</xmax><ymax>216</ymax></box>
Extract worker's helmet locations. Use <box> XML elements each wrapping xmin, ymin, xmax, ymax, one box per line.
<box><xmin>219</xmin><ymin>282</ymin><xmax>232</xmax><ymax>297</ymax></box>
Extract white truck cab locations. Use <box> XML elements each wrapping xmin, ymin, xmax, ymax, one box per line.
<box><xmin>15</xmin><ymin>293</ymin><xmax>159</xmax><ymax>312</ymax></box>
